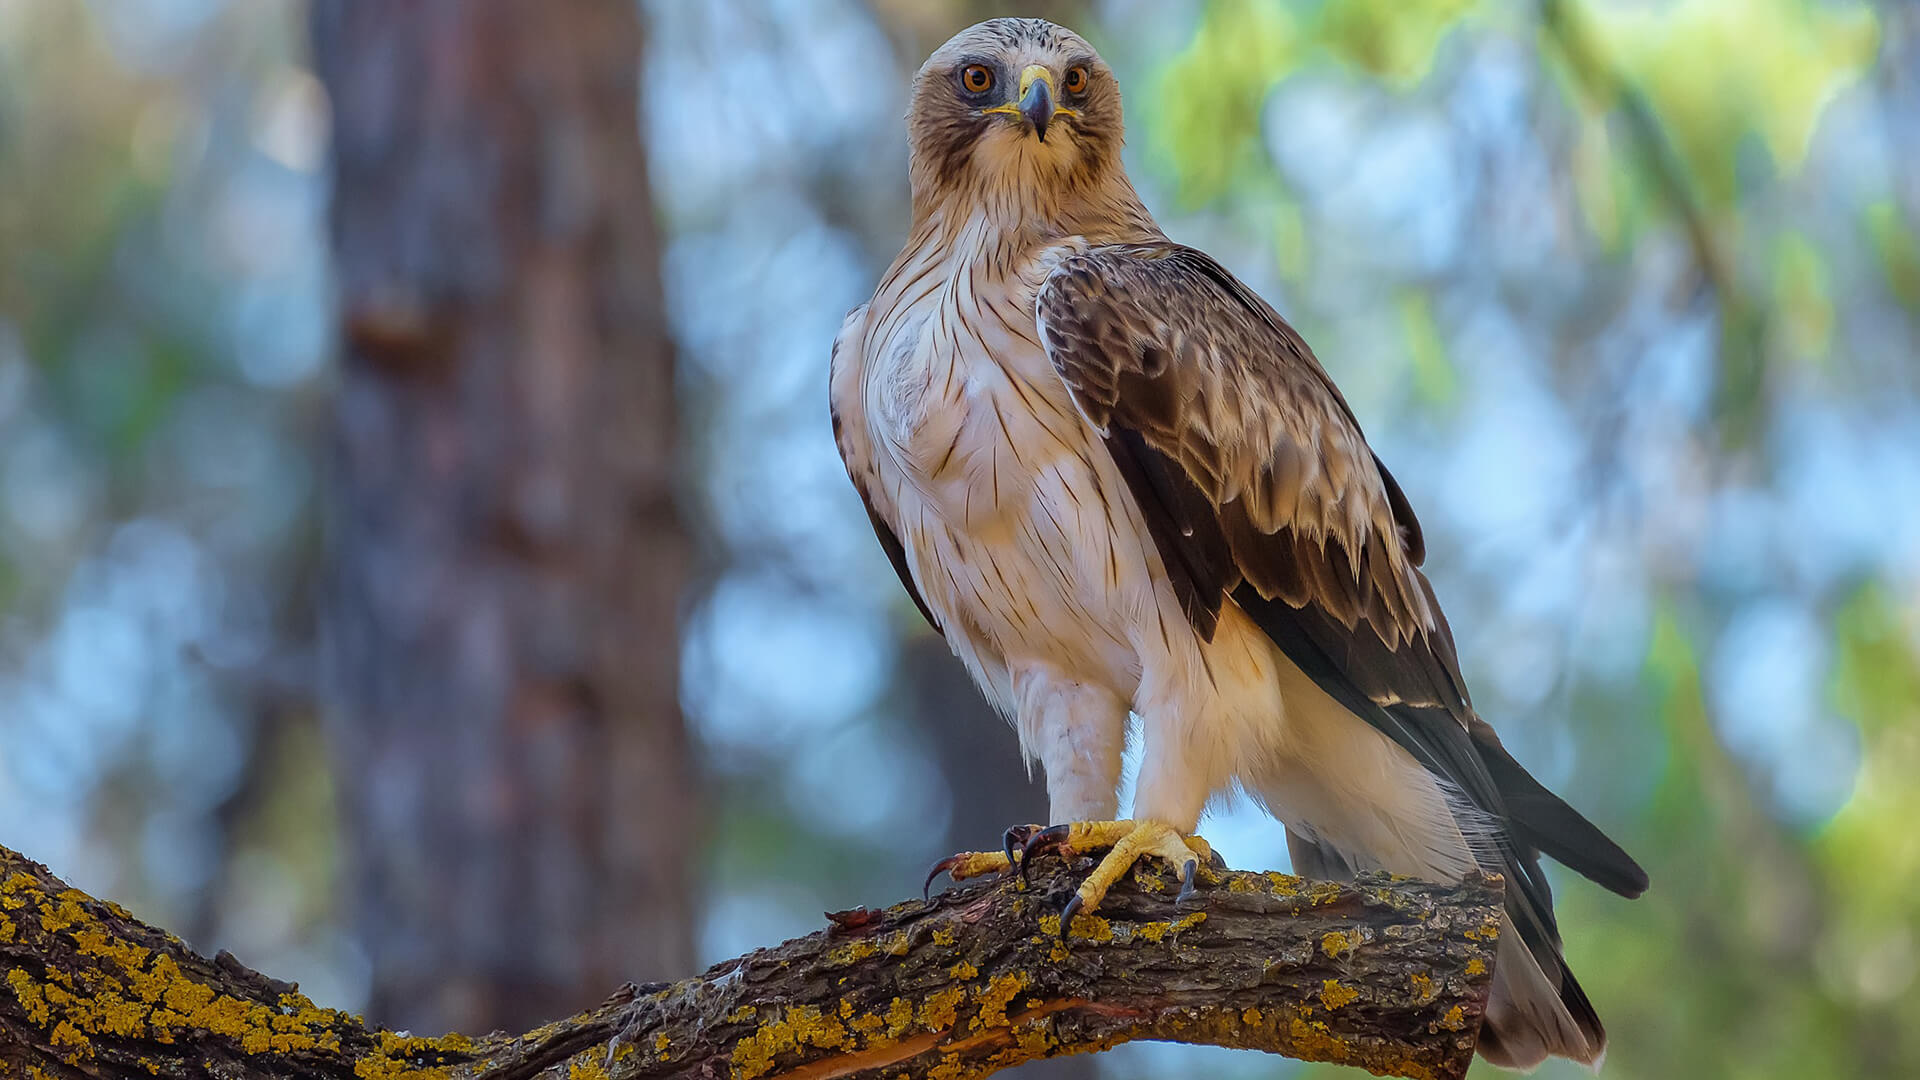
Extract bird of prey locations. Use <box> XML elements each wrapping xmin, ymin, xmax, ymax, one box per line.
<box><xmin>830</xmin><ymin>18</ymin><xmax>1646</xmax><ymax>1070</ymax></box>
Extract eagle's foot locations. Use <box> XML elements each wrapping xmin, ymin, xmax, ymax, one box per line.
<box><xmin>923</xmin><ymin>824</ymin><xmax>1043</xmax><ymax>899</ymax></box>
<box><xmin>1019</xmin><ymin>819</ymin><xmax>1220</xmax><ymax>936</ymax></box>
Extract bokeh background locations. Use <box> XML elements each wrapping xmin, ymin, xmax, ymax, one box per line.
<box><xmin>3</xmin><ymin>0</ymin><xmax>1918</xmax><ymax>1077</ymax></box>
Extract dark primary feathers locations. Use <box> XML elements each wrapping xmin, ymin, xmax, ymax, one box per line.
<box><xmin>1037</xmin><ymin>241</ymin><xmax>1647</xmax><ymax>1056</ymax></box>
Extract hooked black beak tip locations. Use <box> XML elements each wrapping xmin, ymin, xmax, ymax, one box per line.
<box><xmin>1020</xmin><ymin>79</ymin><xmax>1053</xmax><ymax>142</ymax></box>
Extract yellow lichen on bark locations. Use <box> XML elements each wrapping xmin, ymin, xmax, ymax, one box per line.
<box><xmin>825</xmin><ymin>938</ymin><xmax>881</xmax><ymax>966</ymax></box>
<box><xmin>729</xmin><ymin>999</ymin><xmax>860</xmax><ymax>1068</ymax></box>
<box><xmin>969</xmin><ymin>972</ymin><xmax>1030</xmax><ymax>1031</ymax></box>
<box><xmin>1134</xmin><ymin>911</ymin><xmax>1207</xmax><ymax>943</ymax></box>
<box><xmin>1319</xmin><ymin>979</ymin><xmax>1361</xmax><ymax>1010</ymax></box>
<box><xmin>917</xmin><ymin>985</ymin><xmax>968</xmax><ymax>1031</ymax></box>
<box><xmin>1321</xmin><ymin>930</ymin><xmax>1355</xmax><ymax>958</ymax></box>
<box><xmin>351</xmin><ymin>1032</ymin><xmax>477</xmax><ymax>1080</ymax></box>
<box><xmin>2</xmin><ymin>865</ymin><xmax>378</xmax><ymax>1068</ymax></box>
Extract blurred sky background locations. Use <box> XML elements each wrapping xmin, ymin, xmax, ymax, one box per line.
<box><xmin>3</xmin><ymin>0</ymin><xmax>1919</xmax><ymax>1078</ymax></box>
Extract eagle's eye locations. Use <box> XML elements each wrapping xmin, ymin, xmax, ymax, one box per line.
<box><xmin>1063</xmin><ymin>66</ymin><xmax>1089</xmax><ymax>95</ymax></box>
<box><xmin>960</xmin><ymin>64</ymin><xmax>994</xmax><ymax>95</ymax></box>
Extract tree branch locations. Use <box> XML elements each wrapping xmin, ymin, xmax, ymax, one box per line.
<box><xmin>1</xmin><ymin>843</ymin><xmax>1500</xmax><ymax>1080</ymax></box>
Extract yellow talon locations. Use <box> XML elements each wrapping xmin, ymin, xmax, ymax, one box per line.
<box><xmin>923</xmin><ymin>850</ymin><xmax>1010</xmax><ymax>899</ymax></box>
<box><xmin>1028</xmin><ymin>820</ymin><xmax>1219</xmax><ymax>936</ymax></box>
<box><xmin>927</xmin><ymin>820</ymin><xmax>1220</xmax><ymax>925</ymax></box>
<box><xmin>947</xmin><ymin>851</ymin><xmax>1012</xmax><ymax>880</ymax></box>
<box><xmin>925</xmin><ymin>824</ymin><xmax>1046</xmax><ymax>898</ymax></box>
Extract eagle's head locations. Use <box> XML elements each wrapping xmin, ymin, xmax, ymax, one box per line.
<box><xmin>906</xmin><ymin>18</ymin><xmax>1125</xmax><ymax>212</ymax></box>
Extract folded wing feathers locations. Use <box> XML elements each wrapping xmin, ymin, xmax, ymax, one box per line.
<box><xmin>1039</xmin><ymin>245</ymin><xmax>1431</xmax><ymax>651</ymax></box>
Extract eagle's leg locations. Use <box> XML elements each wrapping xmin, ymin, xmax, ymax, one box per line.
<box><xmin>923</xmin><ymin>823</ymin><xmax>1043</xmax><ymax>898</ymax></box>
<box><xmin>1020</xmin><ymin>819</ymin><xmax>1222</xmax><ymax>934</ymax></box>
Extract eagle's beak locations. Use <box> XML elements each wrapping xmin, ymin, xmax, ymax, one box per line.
<box><xmin>1017</xmin><ymin>64</ymin><xmax>1054</xmax><ymax>142</ymax></box>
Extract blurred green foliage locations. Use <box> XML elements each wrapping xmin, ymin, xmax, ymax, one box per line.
<box><xmin>1866</xmin><ymin>201</ymin><xmax>1920</xmax><ymax>308</ymax></box>
<box><xmin>1150</xmin><ymin>0</ymin><xmax>1297</xmax><ymax>208</ymax></box>
<box><xmin>1576</xmin><ymin>0</ymin><xmax>1877</xmax><ymax>209</ymax></box>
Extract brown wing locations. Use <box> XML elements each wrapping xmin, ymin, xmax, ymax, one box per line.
<box><xmin>1036</xmin><ymin>241</ymin><xmax>1645</xmax><ymax>912</ymax></box>
<box><xmin>1038</xmin><ymin>242</ymin><xmax>1469</xmax><ymax>730</ymax></box>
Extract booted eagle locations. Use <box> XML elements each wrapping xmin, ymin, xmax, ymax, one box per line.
<box><xmin>830</xmin><ymin>18</ymin><xmax>1646</xmax><ymax>1069</ymax></box>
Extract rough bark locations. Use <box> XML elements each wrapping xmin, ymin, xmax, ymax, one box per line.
<box><xmin>310</xmin><ymin>0</ymin><xmax>694</xmax><ymax>1036</ymax></box>
<box><xmin>0</xmin><ymin>843</ymin><xmax>1500</xmax><ymax>1080</ymax></box>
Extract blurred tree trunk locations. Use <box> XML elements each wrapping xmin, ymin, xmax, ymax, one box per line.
<box><xmin>311</xmin><ymin>0</ymin><xmax>694</xmax><ymax>1036</ymax></box>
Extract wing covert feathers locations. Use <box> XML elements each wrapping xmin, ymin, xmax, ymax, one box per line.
<box><xmin>1037</xmin><ymin>243</ymin><xmax>1436</xmax><ymax>650</ymax></box>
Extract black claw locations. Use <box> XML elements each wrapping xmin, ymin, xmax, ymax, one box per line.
<box><xmin>923</xmin><ymin>855</ymin><xmax>963</xmax><ymax>900</ymax></box>
<box><xmin>1206</xmin><ymin>848</ymin><xmax>1228</xmax><ymax>872</ymax></box>
<box><xmin>1020</xmin><ymin>824</ymin><xmax>1073</xmax><ymax>883</ymax></box>
<box><xmin>1059</xmin><ymin>893</ymin><xmax>1083</xmax><ymax>939</ymax></box>
<box><xmin>1002</xmin><ymin>824</ymin><xmax>1038</xmax><ymax>871</ymax></box>
<box><xmin>1176</xmin><ymin>858</ymin><xmax>1200</xmax><ymax>905</ymax></box>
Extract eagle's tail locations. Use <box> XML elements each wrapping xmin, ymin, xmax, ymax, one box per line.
<box><xmin>1281</xmin><ymin>716</ymin><xmax>1645</xmax><ymax>1072</ymax></box>
<box><xmin>1469</xmin><ymin>718</ymin><xmax>1644</xmax><ymax>1069</ymax></box>
<box><xmin>1286</xmin><ymin>826</ymin><xmax>1607</xmax><ymax>1072</ymax></box>
<box><xmin>1478</xmin><ymin>915</ymin><xmax>1604</xmax><ymax>1071</ymax></box>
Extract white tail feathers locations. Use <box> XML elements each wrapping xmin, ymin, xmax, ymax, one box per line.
<box><xmin>1478</xmin><ymin>921</ymin><xmax>1605</xmax><ymax>1072</ymax></box>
